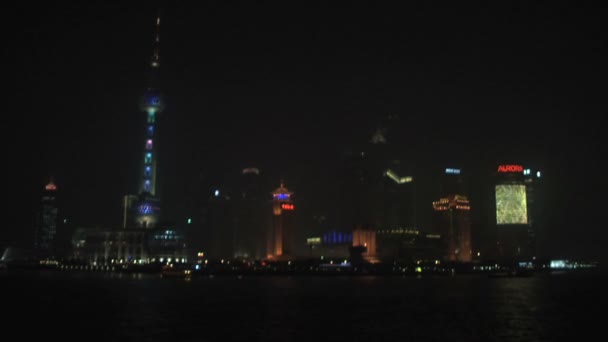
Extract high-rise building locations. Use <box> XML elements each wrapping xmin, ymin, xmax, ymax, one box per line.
<box><xmin>430</xmin><ymin>167</ymin><xmax>472</xmax><ymax>262</ymax></box>
<box><xmin>432</xmin><ymin>194</ymin><xmax>472</xmax><ymax>262</ymax></box>
<box><xmin>268</xmin><ymin>181</ymin><xmax>295</xmax><ymax>260</ymax></box>
<box><xmin>381</xmin><ymin>166</ymin><xmax>415</xmax><ymax>228</ymax></box>
<box><xmin>233</xmin><ymin>167</ymin><xmax>269</xmax><ymax>260</ymax></box>
<box><xmin>201</xmin><ymin>187</ymin><xmax>234</xmax><ymax>259</ymax></box>
<box><xmin>34</xmin><ymin>180</ymin><xmax>59</xmax><ymax>256</ymax></box>
<box><xmin>130</xmin><ymin>15</ymin><xmax>164</xmax><ymax>229</ymax></box>
<box><xmin>491</xmin><ymin>164</ymin><xmax>542</xmax><ymax>261</ymax></box>
<box><xmin>336</xmin><ymin>117</ymin><xmax>425</xmax><ymax>263</ymax></box>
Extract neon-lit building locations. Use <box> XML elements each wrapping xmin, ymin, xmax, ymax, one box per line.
<box><xmin>491</xmin><ymin>164</ymin><xmax>542</xmax><ymax>261</ymax></box>
<box><xmin>129</xmin><ymin>15</ymin><xmax>164</xmax><ymax>229</ymax></box>
<box><xmin>268</xmin><ymin>181</ymin><xmax>295</xmax><ymax>260</ymax></box>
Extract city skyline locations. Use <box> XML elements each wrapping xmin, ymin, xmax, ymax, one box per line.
<box><xmin>4</xmin><ymin>2</ymin><xmax>606</xmax><ymax>261</ymax></box>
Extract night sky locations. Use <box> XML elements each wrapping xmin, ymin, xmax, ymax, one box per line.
<box><xmin>3</xmin><ymin>1</ymin><xmax>607</xmax><ymax>260</ymax></box>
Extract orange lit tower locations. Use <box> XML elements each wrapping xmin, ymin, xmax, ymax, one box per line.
<box><xmin>268</xmin><ymin>181</ymin><xmax>295</xmax><ymax>259</ymax></box>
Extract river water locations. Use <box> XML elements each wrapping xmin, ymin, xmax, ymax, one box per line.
<box><xmin>2</xmin><ymin>269</ymin><xmax>604</xmax><ymax>341</ymax></box>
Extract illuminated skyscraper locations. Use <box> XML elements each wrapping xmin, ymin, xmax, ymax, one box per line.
<box><xmin>430</xmin><ymin>167</ymin><xmax>472</xmax><ymax>262</ymax></box>
<box><xmin>492</xmin><ymin>164</ymin><xmax>542</xmax><ymax>261</ymax></box>
<box><xmin>130</xmin><ymin>15</ymin><xmax>164</xmax><ymax>229</ymax></box>
<box><xmin>268</xmin><ymin>181</ymin><xmax>295</xmax><ymax>260</ymax></box>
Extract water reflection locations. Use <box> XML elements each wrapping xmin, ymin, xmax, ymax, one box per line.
<box><xmin>2</xmin><ymin>271</ymin><xmax>605</xmax><ymax>341</ymax></box>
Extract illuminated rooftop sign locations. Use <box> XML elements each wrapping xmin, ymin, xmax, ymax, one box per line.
<box><xmin>281</xmin><ymin>203</ymin><xmax>294</xmax><ymax>210</ymax></box>
<box><xmin>445</xmin><ymin>168</ymin><xmax>461</xmax><ymax>174</ymax></box>
<box><xmin>497</xmin><ymin>164</ymin><xmax>523</xmax><ymax>173</ymax></box>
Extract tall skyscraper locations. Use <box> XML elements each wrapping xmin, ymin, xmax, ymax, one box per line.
<box><xmin>233</xmin><ymin>167</ymin><xmax>269</xmax><ymax>260</ymax></box>
<box><xmin>130</xmin><ymin>15</ymin><xmax>164</xmax><ymax>229</ymax></box>
<box><xmin>492</xmin><ymin>164</ymin><xmax>542</xmax><ymax>261</ymax></box>
<box><xmin>268</xmin><ymin>181</ymin><xmax>295</xmax><ymax>260</ymax></box>
<box><xmin>430</xmin><ymin>167</ymin><xmax>472</xmax><ymax>262</ymax></box>
<box><xmin>35</xmin><ymin>180</ymin><xmax>59</xmax><ymax>256</ymax></box>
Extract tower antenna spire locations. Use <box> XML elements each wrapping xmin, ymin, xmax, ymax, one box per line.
<box><xmin>151</xmin><ymin>13</ymin><xmax>160</xmax><ymax>68</ymax></box>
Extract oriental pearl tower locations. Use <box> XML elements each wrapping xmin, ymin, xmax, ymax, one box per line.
<box><xmin>132</xmin><ymin>15</ymin><xmax>164</xmax><ymax>229</ymax></box>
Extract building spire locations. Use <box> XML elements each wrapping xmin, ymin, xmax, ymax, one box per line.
<box><xmin>151</xmin><ymin>14</ymin><xmax>160</xmax><ymax>68</ymax></box>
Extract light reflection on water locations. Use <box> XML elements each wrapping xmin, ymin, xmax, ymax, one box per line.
<box><xmin>1</xmin><ymin>270</ymin><xmax>605</xmax><ymax>341</ymax></box>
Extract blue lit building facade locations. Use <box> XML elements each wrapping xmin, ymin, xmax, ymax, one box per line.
<box><xmin>305</xmin><ymin>230</ymin><xmax>353</xmax><ymax>259</ymax></box>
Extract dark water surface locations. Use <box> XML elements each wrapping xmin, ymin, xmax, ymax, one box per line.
<box><xmin>2</xmin><ymin>270</ymin><xmax>605</xmax><ymax>341</ymax></box>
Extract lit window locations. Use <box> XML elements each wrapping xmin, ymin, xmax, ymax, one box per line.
<box><xmin>144</xmin><ymin>166</ymin><xmax>152</xmax><ymax>177</ymax></box>
<box><xmin>147</xmin><ymin>125</ymin><xmax>154</xmax><ymax>137</ymax></box>
<box><xmin>146</xmin><ymin>139</ymin><xmax>153</xmax><ymax>150</ymax></box>
<box><xmin>145</xmin><ymin>153</ymin><xmax>152</xmax><ymax>164</ymax></box>
<box><xmin>144</xmin><ymin>180</ymin><xmax>151</xmax><ymax>192</ymax></box>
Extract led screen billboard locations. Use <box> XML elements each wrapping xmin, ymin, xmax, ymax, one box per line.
<box><xmin>495</xmin><ymin>184</ymin><xmax>528</xmax><ymax>225</ymax></box>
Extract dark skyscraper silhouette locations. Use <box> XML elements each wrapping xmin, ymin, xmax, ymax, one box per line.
<box><xmin>34</xmin><ymin>180</ymin><xmax>59</xmax><ymax>256</ymax></box>
<box><xmin>233</xmin><ymin>168</ymin><xmax>269</xmax><ymax>260</ymax></box>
